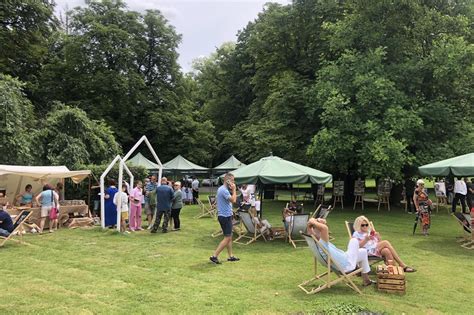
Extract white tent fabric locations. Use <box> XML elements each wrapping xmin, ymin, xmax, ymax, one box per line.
<box><xmin>0</xmin><ymin>165</ymin><xmax>90</xmax><ymax>203</ymax></box>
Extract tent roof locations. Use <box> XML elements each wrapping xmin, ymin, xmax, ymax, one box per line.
<box><xmin>0</xmin><ymin>165</ymin><xmax>91</xmax><ymax>183</ymax></box>
<box><xmin>163</xmin><ymin>155</ymin><xmax>209</xmax><ymax>172</ymax></box>
<box><xmin>127</xmin><ymin>152</ymin><xmax>161</xmax><ymax>170</ymax></box>
<box><xmin>228</xmin><ymin>155</ymin><xmax>332</xmax><ymax>185</ymax></box>
<box><xmin>419</xmin><ymin>152</ymin><xmax>474</xmax><ymax>177</ymax></box>
<box><xmin>214</xmin><ymin>155</ymin><xmax>246</xmax><ymax>170</ymax></box>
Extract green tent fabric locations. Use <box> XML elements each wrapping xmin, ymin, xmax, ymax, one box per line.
<box><xmin>418</xmin><ymin>153</ymin><xmax>474</xmax><ymax>177</ymax></box>
<box><xmin>214</xmin><ymin>155</ymin><xmax>246</xmax><ymax>171</ymax></box>
<box><xmin>163</xmin><ymin>155</ymin><xmax>209</xmax><ymax>173</ymax></box>
<box><xmin>127</xmin><ymin>153</ymin><xmax>160</xmax><ymax>170</ymax></box>
<box><xmin>228</xmin><ymin>155</ymin><xmax>332</xmax><ymax>185</ymax></box>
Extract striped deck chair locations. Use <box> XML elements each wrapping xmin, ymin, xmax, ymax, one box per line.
<box><xmin>345</xmin><ymin>221</ymin><xmax>384</xmax><ymax>265</ymax></box>
<box><xmin>0</xmin><ymin>210</ymin><xmax>33</xmax><ymax>247</ymax></box>
<box><xmin>312</xmin><ymin>205</ymin><xmax>332</xmax><ymax>220</ymax></box>
<box><xmin>298</xmin><ymin>232</ymin><xmax>363</xmax><ymax>295</ymax></box>
<box><xmin>288</xmin><ymin>213</ymin><xmax>309</xmax><ymax>248</ymax></box>
<box><xmin>208</xmin><ymin>195</ymin><xmax>217</xmax><ymax>214</ymax></box>
<box><xmin>452</xmin><ymin>213</ymin><xmax>473</xmax><ymax>249</ymax></box>
<box><xmin>233</xmin><ymin>210</ymin><xmax>267</xmax><ymax>245</ymax></box>
<box><xmin>195</xmin><ymin>198</ymin><xmax>216</xmax><ymax>219</ymax></box>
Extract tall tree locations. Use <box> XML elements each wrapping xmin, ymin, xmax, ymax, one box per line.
<box><xmin>0</xmin><ymin>0</ymin><xmax>57</xmax><ymax>83</ymax></box>
<box><xmin>0</xmin><ymin>74</ymin><xmax>35</xmax><ymax>165</ymax></box>
<box><xmin>309</xmin><ymin>0</ymin><xmax>474</xmax><ymax>178</ymax></box>
<box><xmin>34</xmin><ymin>103</ymin><xmax>121</xmax><ymax>169</ymax></box>
<box><xmin>35</xmin><ymin>0</ymin><xmax>216</xmax><ymax>163</ymax></box>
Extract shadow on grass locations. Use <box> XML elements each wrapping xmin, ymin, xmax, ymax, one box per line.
<box><xmin>188</xmin><ymin>261</ymin><xmax>223</xmax><ymax>273</ymax></box>
<box><xmin>411</xmin><ymin>238</ymin><xmax>473</xmax><ymax>258</ymax></box>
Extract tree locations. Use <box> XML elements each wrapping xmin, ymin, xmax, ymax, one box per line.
<box><xmin>0</xmin><ymin>74</ymin><xmax>35</xmax><ymax>165</ymax></box>
<box><xmin>35</xmin><ymin>104</ymin><xmax>121</xmax><ymax>169</ymax></box>
<box><xmin>34</xmin><ymin>0</ymin><xmax>216</xmax><ymax>164</ymax></box>
<box><xmin>0</xmin><ymin>0</ymin><xmax>57</xmax><ymax>83</ymax></box>
<box><xmin>310</xmin><ymin>0</ymin><xmax>474</xmax><ymax>178</ymax></box>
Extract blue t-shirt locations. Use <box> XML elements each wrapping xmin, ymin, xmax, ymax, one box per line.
<box><xmin>0</xmin><ymin>210</ymin><xmax>14</xmax><ymax>233</ymax></box>
<box><xmin>156</xmin><ymin>185</ymin><xmax>174</xmax><ymax>211</ymax></box>
<box><xmin>217</xmin><ymin>185</ymin><xmax>233</xmax><ymax>217</ymax></box>
<box><xmin>40</xmin><ymin>190</ymin><xmax>54</xmax><ymax>207</ymax></box>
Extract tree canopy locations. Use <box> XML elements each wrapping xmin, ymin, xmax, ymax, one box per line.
<box><xmin>0</xmin><ymin>0</ymin><xmax>472</xmax><ymax>179</ymax></box>
<box><xmin>193</xmin><ymin>0</ymin><xmax>474</xmax><ymax>179</ymax></box>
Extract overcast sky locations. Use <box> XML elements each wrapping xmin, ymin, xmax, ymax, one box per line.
<box><xmin>54</xmin><ymin>0</ymin><xmax>290</xmax><ymax>72</ymax></box>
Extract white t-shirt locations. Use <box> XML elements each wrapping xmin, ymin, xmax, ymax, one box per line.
<box><xmin>454</xmin><ymin>180</ymin><xmax>467</xmax><ymax>195</ymax></box>
<box><xmin>113</xmin><ymin>191</ymin><xmax>129</xmax><ymax>212</ymax></box>
<box><xmin>192</xmin><ymin>179</ymin><xmax>199</xmax><ymax>191</ymax></box>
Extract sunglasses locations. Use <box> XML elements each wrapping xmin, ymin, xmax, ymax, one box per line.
<box><xmin>361</xmin><ymin>224</ymin><xmax>369</xmax><ymax>227</ymax></box>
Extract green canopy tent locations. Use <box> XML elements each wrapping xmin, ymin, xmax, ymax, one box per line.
<box><xmin>227</xmin><ymin>155</ymin><xmax>332</xmax><ymax>216</ymax></box>
<box><xmin>419</xmin><ymin>153</ymin><xmax>474</xmax><ymax>177</ymax></box>
<box><xmin>163</xmin><ymin>155</ymin><xmax>209</xmax><ymax>179</ymax></box>
<box><xmin>213</xmin><ymin>155</ymin><xmax>246</xmax><ymax>173</ymax></box>
<box><xmin>127</xmin><ymin>152</ymin><xmax>161</xmax><ymax>170</ymax></box>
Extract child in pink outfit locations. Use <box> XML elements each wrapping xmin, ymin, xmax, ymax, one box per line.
<box><xmin>129</xmin><ymin>181</ymin><xmax>143</xmax><ymax>231</ymax></box>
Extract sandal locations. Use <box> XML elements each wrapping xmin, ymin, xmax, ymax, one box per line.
<box><xmin>362</xmin><ymin>279</ymin><xmax>376</xmax><ymax>287</ymax></box>
<box><xmin>403</xmin><ymin>266</ymin><xmax>416</xmax><ymax>273</ymax></box>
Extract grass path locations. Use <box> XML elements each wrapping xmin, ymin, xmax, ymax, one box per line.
<box><xmin>1</xmin><ymin>199</ymin><xmax>472</xmax><ymax>314</ymax></box>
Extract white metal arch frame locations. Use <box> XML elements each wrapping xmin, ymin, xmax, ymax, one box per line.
<box><xmin>100</xmin><ymin>155</ymin><xmax>134</xmax><ymax>230</ymax></box>
<box><xmin>100</xmin><ymin>136</ymin><xmax>163</xmax><ymax>232</ymax></box>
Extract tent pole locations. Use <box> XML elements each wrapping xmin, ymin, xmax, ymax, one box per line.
<box><xmin>259</xmin><ymin>185</ymin><xmax>263</xmax><ymax>218</ymax></box>
<box><xmin>87</xmin><ymin>175</ymin><xmax>92</xmax><ymax>217</ymax></box>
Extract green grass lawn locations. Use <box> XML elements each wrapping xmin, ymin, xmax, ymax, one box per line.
<box><xmin>1</xmin><ymin>197</ymin><xmax>472</xmax><ymax>314</ymax></box>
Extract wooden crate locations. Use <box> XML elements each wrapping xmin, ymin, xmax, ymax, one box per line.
<box><xmin>376</xmin><ymin>265</ymin><xmax>406</xmax><ymax>294</ymax></box>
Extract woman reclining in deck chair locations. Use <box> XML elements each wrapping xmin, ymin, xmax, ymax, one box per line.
<box><xmin>352</xmin><ymin>216</ymin><xmax>416</xmax><ymax>272</ymax></box>
<box><xmin>249</xmin><ymin>207</ymin><xmax>277</xmax><ymax>240</ymax></box>
<box><xmin>307</xmin><ymin>218</ymin><xmax>375</xmax><ymax>286</ymax></box>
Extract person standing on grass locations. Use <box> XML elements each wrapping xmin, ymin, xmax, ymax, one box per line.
<box><xmin>145</xmin><ymin>176</ymin><xmax>158</xmax><ymax>229</ymax></box>
<box><xmin>151</xmin><ymin>177</ymin><xmax>174</xmax><ymax>233</ymax></box>
<box><xmin>452</xmin><ymin>177</ymin><xmax>467</xmax><ymax>213</ymax></box>
<box><xmin>129</xmin><ymin>181</ymin><xmax>143</xmax><ymax>231</ymax></box>
<box><xmin>465</xmin><ymin>178</ymin><xmax>473</xmax><ymax>211</ymax></box>
<box><xmin>35</xmin><ymin>185</ymin><xmax>60</xmax><ymax>234</ymax></box>
<box><xmin>113</xmin><ymin>184</ymin><xmax>130</xmax><ymax>234</ymax></box>
<box><xmin>171</xmin><ymin>181</ymin><xmax>183</xmax><ymax>231</ymax></box>
<box><xmin>192</xmin><ymin>177</ymin><xmax>199</xmax><ymax>204</ymax></box>
<box><xmin>210</xmin><ymin>173</ymin><xmax>239</xmax><ymax>264</ymax></box>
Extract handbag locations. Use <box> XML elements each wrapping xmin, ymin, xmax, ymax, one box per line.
<box><xmin>49</xmin><ymin>189</ymin><xmax>58</xmax><ymax>220</ymax></box>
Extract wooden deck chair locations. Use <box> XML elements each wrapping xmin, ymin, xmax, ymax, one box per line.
<box><xmin>298</xmin><ymin>232</ymin><xmax>363</xmax><ymax>295</ymax></box>
<box><xmin>0</xmin><ymin>210</ymin><xmax>33</xmax><ymax>247</ymax></box>
<box><xmin>288</xmin><ymin>213</ymin><xmax>310</xmax><ymax>248</ymax></box>
<box><xmin>312</xmin><ymin>204</ymin><xmax>332</xmax><ymax>220</ymax></box>
<box><xmin>344</xmin><ymin>221</ymin><xmax>384</xmax><ymax>265</ymax></box>
<box><xmin>208</xmin><ymin>195</ymin><xmax>217</xmax><ymax>213</ymax></box>
<box><xmin>452</xmin><ymin>213</ymin><xmax>474</xmax><ymax>248</ymax></box>
<box><xmin>195</xmin><ymin>198</ymin><xmax>216</xmax><ymax>218</ymax></box>
<box><xmin>211</xmin><ymin>211</ymin><xmax>242</xmax><ymax>238</ymax></box>
<box><xmin>233</xmin><ymin>210</ymin><xmax>267</xmax><ymax>245</ymax></box>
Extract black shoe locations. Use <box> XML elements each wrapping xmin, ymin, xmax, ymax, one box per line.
<box><xmin>209</xmin><ymin>256</ymin><xmax>221</xmax><ymax>264</ymax></box>
<box><xmin>162</xmin><ymin>229</ymin><xmax>168</xmax><ymax>233</ymax></box>
<box><xmin>150</xmin><ymin>228</ymin><xmax>157</xmax><ymax>234</ymax></box>
<box><xmin>227</xmin><ymin>256</ymin><xmax>240</xmax><ymax>262</ymax></box>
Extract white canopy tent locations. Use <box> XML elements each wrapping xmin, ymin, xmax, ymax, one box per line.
<box><xmin>0</xmin><ymin>165</ymin><xmax>91</xmax><ymax>203</ymax></box>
